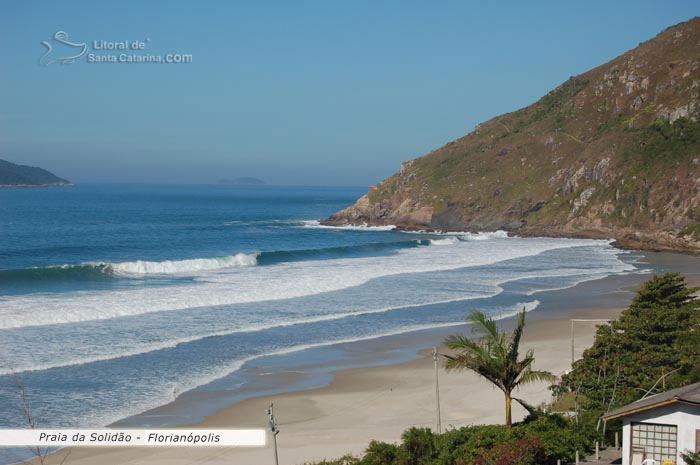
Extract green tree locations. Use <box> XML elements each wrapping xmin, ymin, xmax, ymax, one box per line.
<box><xmin>553</xmin><ymin>273</ymin><xmax>700</xmax><ymax>417</ymax></box>
<box><xmin>681</xmin><ymin>450</ymin><xmax>700</xmax><ymax>465</ymax></box>
<box><xmin>443</xmin><ymin>309</ymin><xmax>555</xmax><ymax>428</ymax></box>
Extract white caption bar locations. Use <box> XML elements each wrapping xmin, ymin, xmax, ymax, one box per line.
<box><xmin>0</xmin><ymin>429</ymin><xmax>266</xmax><ymax>447</ymax></box>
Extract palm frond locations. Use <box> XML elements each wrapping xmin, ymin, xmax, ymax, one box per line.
<box><xmin>443</xmin><ymin>331</ymin><xmax>507</xmax><ymax>391</ymax></box>
<box><xmin>443</xmin><ymin>308</ymin><xmax>551</xmax><ymax>429</ymax></box>
<box><xmin>444</xmin><ymin>334</ymin><xmax>488</xmax><ymax>357</ymax></box>
<box><xmin>443</xmin><ymin>335</ymin><xmax>492</xmax><ymax>370</ymax></box>
<box><xmin>517</xmin><ymin>369</ymin><xmax>557</xmax><ymax>386</ymax></box>
<box><xmin>507</xmin><ymin>309</ymin><xmax>527</xmax><ymax>366</ymax></box>
<box><xmin>443</xmin><ymin>353</ymin><xmax>506</xmax><ymax>391</ymax></box>
<box><xmin>512</xmin><ymin>396</ymin><xmax>541</xmax><ymax>416</ymax></box>
<box><xmin>467</xmin><ymin>311</ymin><xmax>501</xmax><ymax>342</ymax></box>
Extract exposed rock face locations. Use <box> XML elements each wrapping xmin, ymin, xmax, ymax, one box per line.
<box><xmin>324</xmin><ymin>18</ymin><xmax>700</xmax><ymax>253</ymax></box>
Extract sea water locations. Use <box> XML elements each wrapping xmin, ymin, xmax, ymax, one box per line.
<box><xmin>0</xmin><ymin>183</ymin><xmax>638</xmax><ymax>451</ymax></box>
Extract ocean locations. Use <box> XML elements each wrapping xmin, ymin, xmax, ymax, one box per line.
<box><xmin>0</xmin><ymin>183</ymin><xmax>640</xmax><ymax>453</ymax></box>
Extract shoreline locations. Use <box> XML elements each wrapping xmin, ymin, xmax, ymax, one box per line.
<box><xmin>20</xmin><ymin>251</ymin><xmax>700</xmax><ymax>465</ymax></box>
<box><xmin>320</xmin><ymin>218</ymin><xmax>700</xmax><ymax>255</ymax></box>
<box><xmin>29</xmin><ymin>305</ymin><xmax>626</xmax><ymax>465</ymax></box>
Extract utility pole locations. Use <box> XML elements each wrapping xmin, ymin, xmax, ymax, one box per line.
<box><xmin>570</xmin><ymin>319</ymin><xmax>612</xmax><ymax>365</ymax></box>
<box><xmin>433</xmin><ymin>347</ymin><xmax>442</xmax><ymax>434</ymax></box>
<box><xmin>571</xmin><ymin>319</ymin><xmax>574</xmax><ymax>365</ymax></box>
<box><xmin>266</xmin><ymin>403</ymin><xmax>279</xmax><ymax>465</ymax></box>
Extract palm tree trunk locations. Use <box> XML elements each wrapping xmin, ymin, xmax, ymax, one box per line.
<box><xmin>505</xmin><ymin>391</ymin><xmax>512</xmax><ymax>429</ymax></box>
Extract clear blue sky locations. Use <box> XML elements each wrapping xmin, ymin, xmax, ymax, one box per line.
<box><xmin>1</xmin><ymin>1</ymin><xmax>698</xmax><ymax>185</ymax></box>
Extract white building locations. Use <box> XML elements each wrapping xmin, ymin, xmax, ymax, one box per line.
<box><xmin>602</xmin><ymin>382</ymin><xmax>700</xmax><ymax>465</ymax></box>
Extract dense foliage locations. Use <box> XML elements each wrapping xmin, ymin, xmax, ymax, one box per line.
<box><xmin>625</xmin><ymin>117</ymin><xmax>700</xmax><ymax>169</ymax></box>
<box><xmin>681</xmin><ymin>450</ymin><xmax>700</xmax><ymax>465</ymax></box>
<box><xmin>552</xmin><ymin>273</ymin><xmax>700</xmax><ymax>420</ymax></box>
<box><xmin>306</xmin><ymin>415</ymin><xmax>600</xmax><ymax>465</ymax></box>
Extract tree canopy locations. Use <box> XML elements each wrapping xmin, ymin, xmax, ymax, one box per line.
<box><xmin>552</xmin><ymin>273</ymin><xmax>700</xmax><ymax>416</ymax></box>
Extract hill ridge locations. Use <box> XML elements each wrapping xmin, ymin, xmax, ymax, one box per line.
<box><xmin>324</xmin><ymin>17</ymin><xmax>700</xmax><ymax>253</ymax></box>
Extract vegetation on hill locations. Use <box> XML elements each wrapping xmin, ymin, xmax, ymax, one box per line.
<box><xmin>0</xmin><ymin>159</ymin><xmax>72</xmax><ymax>187</ymax></box>
<box><xmin>324</xmin><ymin>17</ymin><xmax>700</xmax><ymax>253</ymax></box>
<box><xmin>306</xmin><ymin>416</ymin><xmax>600</xmax><ymax>465</ymax></box>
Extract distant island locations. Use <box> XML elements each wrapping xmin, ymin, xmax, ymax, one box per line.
<box><xmin>217</xmin><ymin>177</ymin><xmax>265</xmax><ymax>186</ymax></box>
<box><xmin>0</xmin><ymin>159</ymin><xmax>73</xmax><ymax>188</ymax></box>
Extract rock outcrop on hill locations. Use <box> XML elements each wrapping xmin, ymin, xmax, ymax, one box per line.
<box><xmin>324</xmin><ymin>18</ymin><xmax>700</xmax><ymax>253</ymax></box>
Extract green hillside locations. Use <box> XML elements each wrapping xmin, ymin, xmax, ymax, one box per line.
<box><xmin>325</xmin><ymin>18</ymin><xmax>700</xmax><ymax>253</ymax></box>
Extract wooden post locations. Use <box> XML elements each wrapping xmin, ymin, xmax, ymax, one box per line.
<box><xmin>576</xmin><ymin>450</ymin><xmax>579</xmax><ymax>465</ymax></box>
<box><xmin>596</xmin><ymin>441</ymin><xmax>600</xmax><ymax>460</ymax></box>
<box><xmin>267</xmin><ymin>403</ymin><xmax>279</xmax><ymax>465</ymax></box>
<box><xmin>433</xmin><ymin>347</ymin><xmax>442</xmax><ymax>434</ymax></box>
<box><xmin>557</xmin><ymin>460</ymin><xmax>561</xmax><ymax>465</ymax></box>
<box><xmin>615</xmin><ymin>431</ymin><xmax>619</xmax><ymax>449</ymax></box>
<box><xmin>570</xmin><ymin>319</ymin><xmax>612</xmax><ymax>365</ymax></box>
<box><xmin>571</xmin><ymin>319</ymin><xmax>575</xmax><ymax>365</ymax></box>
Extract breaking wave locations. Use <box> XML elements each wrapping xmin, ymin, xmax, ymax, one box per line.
<box><xmin>300</xmin><ymin>220</ymin><xmax>397</xmax><ymax>231</ymax></box>
<box><xmin>107</xmin><ymin>253</ymin><xmax>259</xmax><ymax>275</ymax></box>
<box><xmin>0</xmin><ymin>236</ymin><xmax>627</xmax><ymax>330</ymax></box>
<box><xmin>0</xmin><ymin>254</ymin><xmax>259</xmax><ymax>281</ymax></box>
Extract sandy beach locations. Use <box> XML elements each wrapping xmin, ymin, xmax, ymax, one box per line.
<box><xmin>32</xmin><ymin>307</ymin><xmax>620</xmax><ymax>465</ymax></box>
<box><xmin>23</xmin><ymin>254</ymin><xmax>700</xmax><ymax>465</ymax></box>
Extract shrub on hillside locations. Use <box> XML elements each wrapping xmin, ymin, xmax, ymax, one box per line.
<box><xmin>361</xmin><ymin>441</ymin><xmax>400</xmax><ymax>465</ymax></box>
<box><xmin>326</xmin><ymin>414</ymin><xmax>597</xmax><ymax>465</ymax></box>
<box><xmin>469</xmin><ymin>434</ymin><xmax>543</xmax><ymax>465</ymax></box>
<box><xmin>517</xmin><ymin>415</ymin><xmax>601</xmax><ymax>465</ymax></box>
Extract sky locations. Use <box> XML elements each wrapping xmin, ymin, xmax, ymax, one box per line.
<box><xmin>1</xmin><ymin>1</ymin><xmax>698</xmax><ymax>186</ymax></box>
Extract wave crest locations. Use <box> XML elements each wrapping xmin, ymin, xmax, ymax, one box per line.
<box><xmin>105</xmin><ymin>253</ymin><xmax>259</xmax><ymax>275</ymax></box>
<box><xmin>429</xmin><ymin>237</ymin><xmax>461</xmax><ymax>246</ymax></box>
<box><xmin>301</xmin><ymin>220</ymin><xmax>396</xmax><ymax>231</ymax></box>
<box><xmin>464</xmin><ymin>230</ymin><xmax>509</xmax><ymax>241</ymax></box>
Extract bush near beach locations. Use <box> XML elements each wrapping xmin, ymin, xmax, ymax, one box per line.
<box><xmin>306</xmin><ymin>414</ymin><xmax>600</xmax><ymax>465</ymax></box>
<box><xmin>552</xmin><ymin>272</ymin><xmax>700</xmax><ymax>440</ymax></box>
<box><xmin>308</xmin><ymin>273</ymin><xmax>700</xmax><ymax>465</ymax></box>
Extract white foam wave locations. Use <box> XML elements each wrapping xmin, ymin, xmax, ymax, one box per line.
<box><xmin>301</xmin><ymin>220</ymin><xmax>396</xmax><ymax>231</ymax></box>
<box><xmin>464</xmin><ymin>230</ymin><xmax>510</xmax><ymax>240</ymax></box>
<box><xmin>104</xmin><ymin>253</ymin><xmax>258</xmax><ymax>276</ymax></box>
<box><xmin>47</xmin><ymin>301</ymin><xmax>541</xmax><ymax>429</ymax></box>
<box><xmin>3</xmin><ymin>260</ymin><xmax>629</xmax><ymax>377</ymax></box>
<box><xmin>397</xmin><ymin>229</ymin><xmax>511</xmax><ymax>238</ymax></box>
<box><xmin>0</xmin><ymin>237</ymin><xmax>623</xmax><ymax>330</ymax></box>
<box><xmin>1</xmin><ymin>293</ymin><xmax>504</xmax><ymax>375</ymax></box>
<box><xmin>429</xmin><ymin>237</ymin><xmax>461</xmax><ymax>246</ymax></box>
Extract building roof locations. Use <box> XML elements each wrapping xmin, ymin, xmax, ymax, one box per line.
<box><xmin>601</xmin><ymin>382</ymin><xmax>700</xmax><ymax>421</ymax></box>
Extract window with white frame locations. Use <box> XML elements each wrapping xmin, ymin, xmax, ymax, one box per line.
<box><xmin>631</xmin><ymin>422</ymin><xmax>677</xmax><ymax>463</ymax></box>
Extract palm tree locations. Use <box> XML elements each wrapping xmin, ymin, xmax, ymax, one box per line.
<box><xmin>443</xmin><ymin>309</ymin><xmax>555</xmax><ymax>428</ymax></box>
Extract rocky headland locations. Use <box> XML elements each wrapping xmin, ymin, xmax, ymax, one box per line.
<box><xmin>324</xmin><ymin>18</ymin><xmax>700</xmax><ymax>253</ymax></box>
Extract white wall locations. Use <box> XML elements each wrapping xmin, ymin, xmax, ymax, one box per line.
<box><xmin>620</xmin><ymin>403</ymin><xmax>700</xmax><ymax>465</ymax></box>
